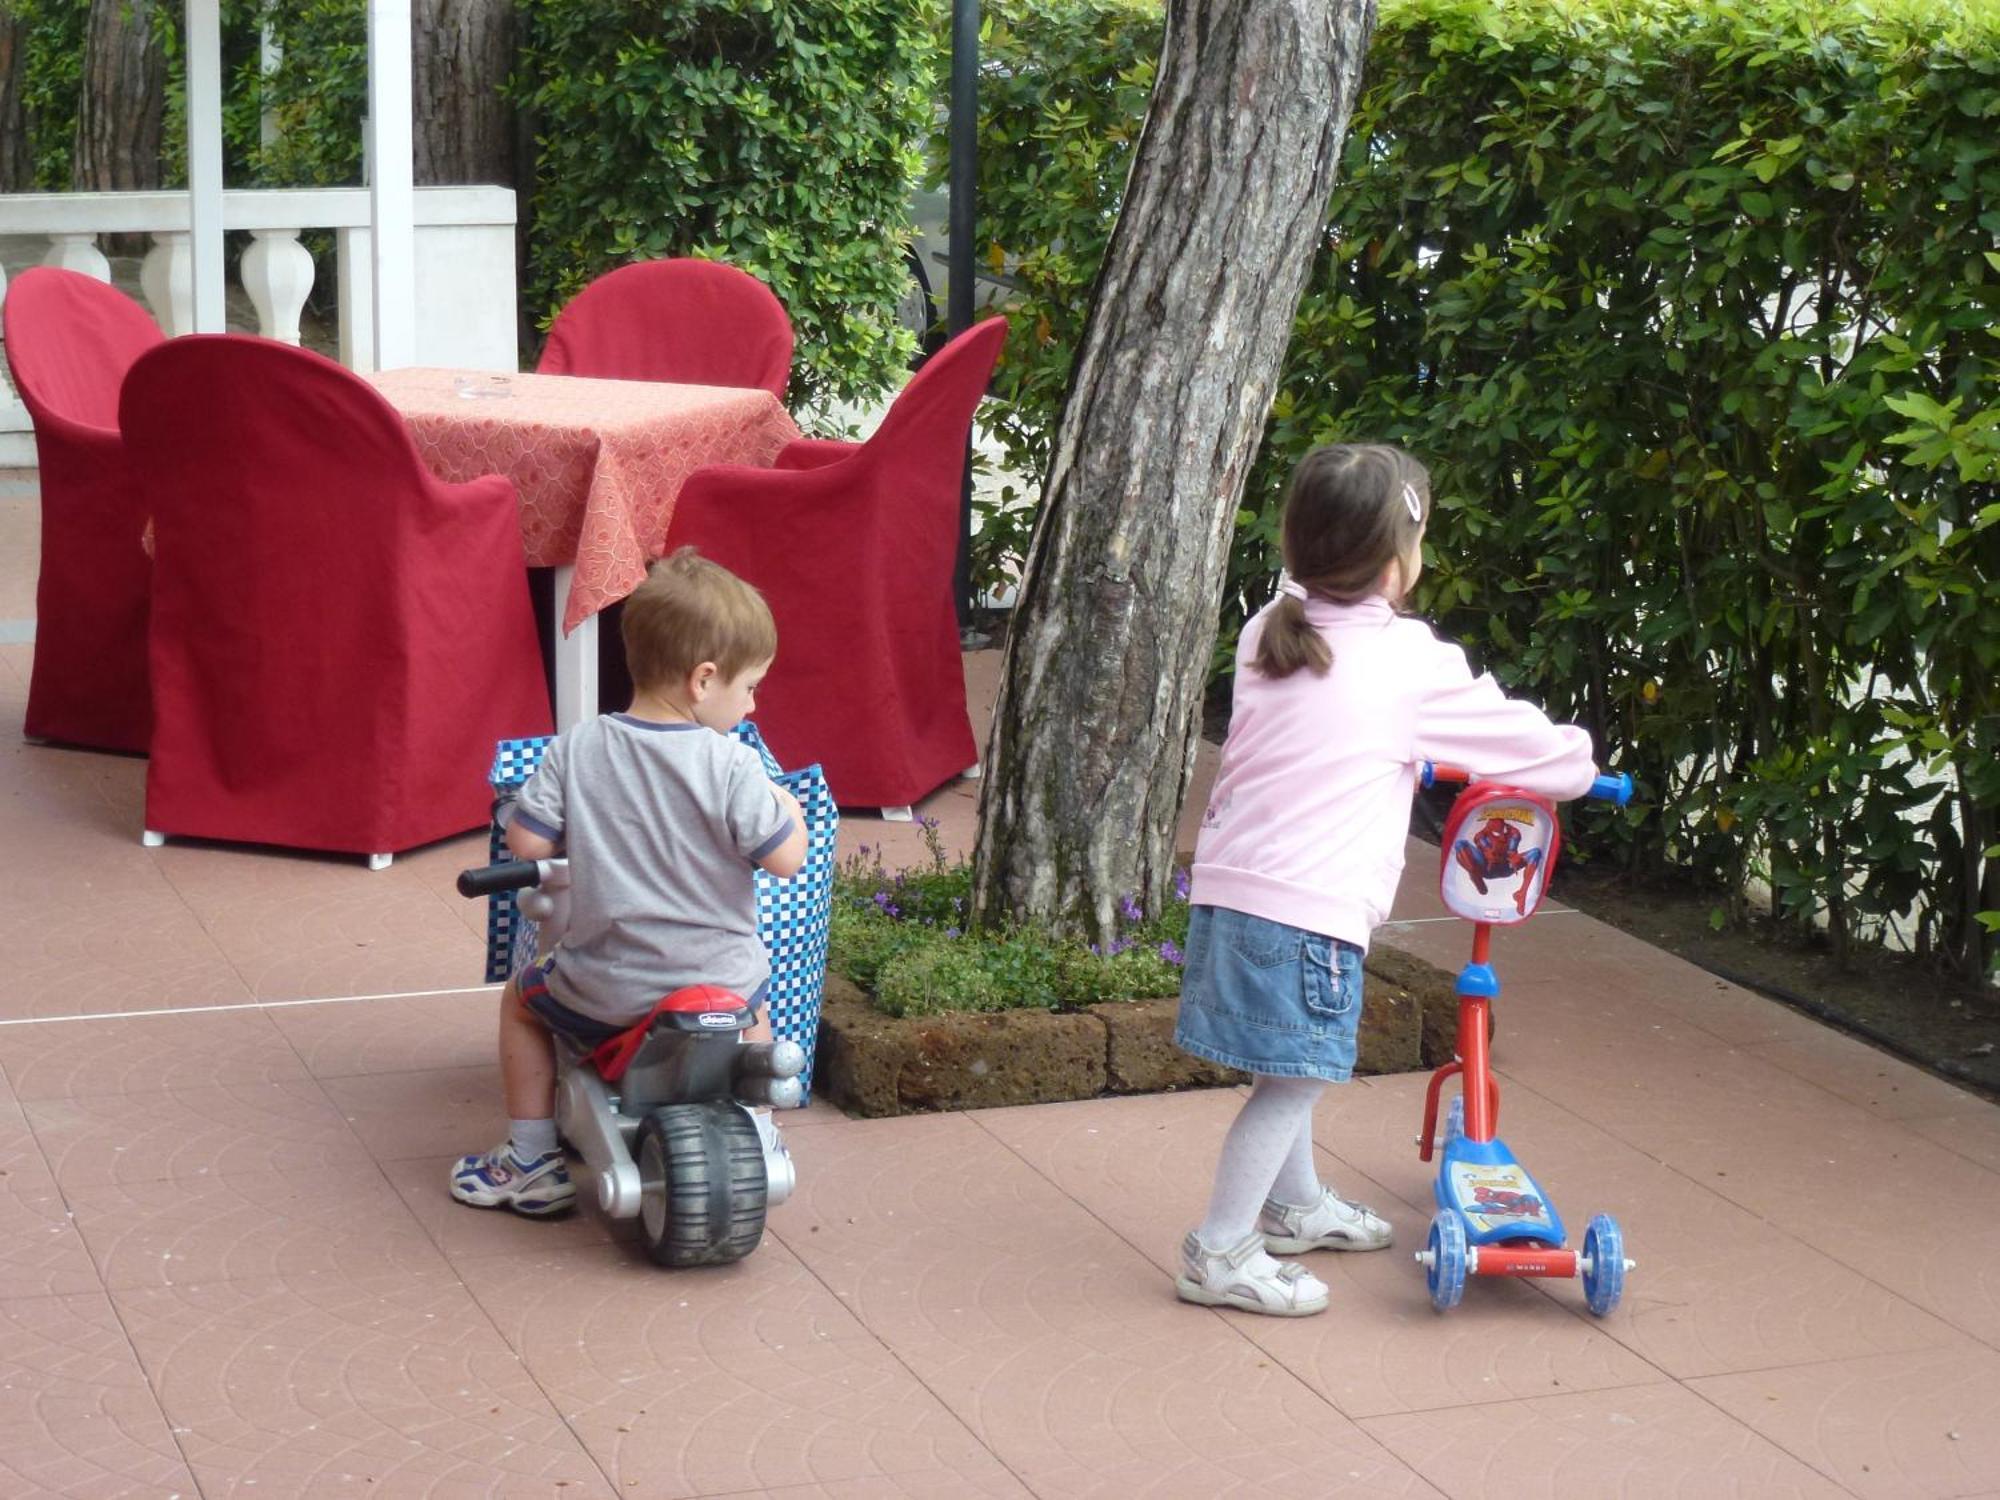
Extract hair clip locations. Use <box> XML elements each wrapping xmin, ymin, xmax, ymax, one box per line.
<box><xmin>1403</xmin><ymin>482</ymin><xmax>1424</xmax><ymax>524</ymax></box>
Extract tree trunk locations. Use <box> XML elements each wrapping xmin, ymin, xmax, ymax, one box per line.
<box><xmin>74</xmin><ymin>0</ymin><xmax>166</xmax><ymax>192</ymax></box>
<box><xmin>0</xmin><ymin>12</ymin><xmax>30</xmax><ymax>192</ymax></box>
<box><xmin>971</xmin><ymin>0</ymin><xmax>1377</xmax><ymax>940</ymax></box>
<box><xmin>413</xmin><ymin>0</ymin><xmax>516</xmax><ymax>187</ymax></box>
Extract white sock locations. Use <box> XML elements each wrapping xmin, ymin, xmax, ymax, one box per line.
<box><xmin>1196</xmin><ymin>1075</ymin><xmax>1326</xmax><ymax>1249</ymax></box>
<box><xmin>510</xmin><ymin>1117</ymin><xmax>559</xmax><ymax>1158</ymax></box>
<box><xmin>1270</xmin><ymin>1113</ymin><xmax>1324</xmax><ymax>1208</ymax></box>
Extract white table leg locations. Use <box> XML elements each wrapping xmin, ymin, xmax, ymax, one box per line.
<box><xmin>552</xmin><ymin>564</ymin><xmax>599</xmax><ymax>731</ymax></box>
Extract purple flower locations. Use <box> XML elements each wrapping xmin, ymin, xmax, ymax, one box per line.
<box><xmin>1088</xmin><ymin>943</ymin><xmax>1101</xmax><ymax>957</ymax></box>
<box><xmin>1107</xmin><ymin>937</ymin><xmax>1130</xmax><ymax>957</ymax></box>
<box><xmin>1159</xmin><ymin>940</ymin><xmax>1184</xmax><ymax>965</ymax></box>
<box><xmin>857</xmin><ymin>843</ymin><xmax>871</xmax><ymax>856</ymax></box>
<box><xmin>1172</xmin><ymin>868</ymin><xmax>1191</xmax><ymax>901</ymax></box>
<box><xmin>1118</xmin><ymin>894</ymin><xmax>1143</xmax><ymax>923</ymax></box>
<box><xmin>944</xmin><ymin>926</ymin><xmax>961</xmax><ymax>939</ymax></box>
<box><xmin>919</xmin><ymin>815</ymin><xmax>939</xmax><ymax>830</ymax></box>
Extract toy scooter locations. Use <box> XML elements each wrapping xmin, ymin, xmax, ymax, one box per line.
<box><xmin>1410</xmin><ymin>763</ymin><xmax>1637</xmax><ymax>1316</ymax></box>
<box><xmin>457</xmin><ymin>857</ymin><xmax>804</xmax><ymax>1268</ymax></box>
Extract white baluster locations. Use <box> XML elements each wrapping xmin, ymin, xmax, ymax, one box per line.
<box><xmin>240</xmin><ymin>228</ymin><xmax>314</xmax><ymax>344</ymax></box>
<box><xmin>336</xmin><ymin>226</ymin><xmax>376</xmax><ymax>371</ymax></box>
<box><xmin>0</xmin><ymin>257</ymin><xmax>8</xmax><ymax>312</ymax></box>
<box><xmin>140</xmin><ymin>232</ymin><xmax>195</xmax><ymax>336</ymax></box>
<box><xmin>43</xmin><ymin>233</ymin><xmax>112</xmax><ymax>281</ymax></box>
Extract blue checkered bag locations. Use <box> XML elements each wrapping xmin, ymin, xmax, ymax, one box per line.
<box><xmin>480</xmin><ymin>722</ymin><xmax>838</xmax><ymax>1094</ymax></box>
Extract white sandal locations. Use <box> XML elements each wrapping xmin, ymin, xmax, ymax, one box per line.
<box><xmin>1260</xmin><ymin>1188</ymin><xmax>1393</xmax><ymax>1253</ymax></box>
<box><xmin>1176</xmin><ymin>1230</ymin><xmax>1329</xmax><ymax>1317</ymax></box>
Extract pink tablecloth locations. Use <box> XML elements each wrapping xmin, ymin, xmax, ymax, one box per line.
<box><xmin>370</xmin><ymin>368</ymin><xmax>800</xmax><ymax>632</ymax></box>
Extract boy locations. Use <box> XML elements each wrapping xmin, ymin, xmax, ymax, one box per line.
<box><xmin>450</xmin><ymin>548</ymin><xmax>807</xmax><ymax>1216</ymax></box>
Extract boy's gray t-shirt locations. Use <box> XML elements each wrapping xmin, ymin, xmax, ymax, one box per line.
<box><xmin>509</xmin><ymin>715</ymin><xmax>794</xmax><ymax>1026</ymax></box>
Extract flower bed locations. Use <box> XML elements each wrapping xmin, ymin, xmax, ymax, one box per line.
<box><xmin>814</xmin><ymin>826</ymin><xmax>1461</xmax><ymax>1117</ymax></box>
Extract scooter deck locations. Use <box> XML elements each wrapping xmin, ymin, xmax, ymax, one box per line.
<box><xmin>1435</xmin><ymin>1136</ymin><xmax>1567</xmax><ymax>1248</ymax></box>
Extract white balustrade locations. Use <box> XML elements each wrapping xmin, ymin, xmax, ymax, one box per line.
<box><xmin>0</xmin><ymin>185</ymin><xmax>519</xmax><ymax>465</ymax></box>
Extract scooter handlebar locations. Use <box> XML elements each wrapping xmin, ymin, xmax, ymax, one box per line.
<box><xmin>456</xmin><ymin>860</ymin><xmax>545</xmax><ymax>898</ymax></box>
<box><xmin>1418</xmin><ymin>762</ymin><xmax>1633</xmax><ymax>806</ymax></box>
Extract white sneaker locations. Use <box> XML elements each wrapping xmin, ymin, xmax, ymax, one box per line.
<box><xmin>1175</xmin><ymin>1230</ymin><xmax>1329</xmax><ymax>1317</ymax></box>
<box><xmin>1260</xmin><ymin>1188</ymin><xmax>1393</xmax><ymax>1252</ymax></box>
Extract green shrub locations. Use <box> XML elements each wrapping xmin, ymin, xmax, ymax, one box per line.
<box><xmin>829</xmin><ymin>826</ymin><xmax>1189</xmax><ymax>1015</ymax></box>
<box><xmin>964</xmin><ymin>0</ymin><xmax>2000</xmax><ymax>975</ymax></box>
<box><xmin>515</xmin><ymin>0</ymin><xmax>936</xmax><ymax>410</ymax></box>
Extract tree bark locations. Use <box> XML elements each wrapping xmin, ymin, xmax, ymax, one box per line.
<box><xmin>413</xmin><ymin>0</ymin><xmax>516</xmax><ymax>187</ymax></box>
<box><xmin>74</xmin><ymin>0</ymin><xmax>167</xmax><ymax>192</ymax></box>
<box><xmin>971</xmin><ymin>0</ymin><xmax>1377</xmax><ymax>941</ymax></box>
<box><xmin>0</xmin><ymin>12</ymin><xmax>30</xmax><ymax>192</ymax></box>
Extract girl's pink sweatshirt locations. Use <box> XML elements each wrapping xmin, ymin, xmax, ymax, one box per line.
<box><xmin>1190</xmin><ymin>595</ymin><xmax>1597</xmax><ymax>951</ymax></box>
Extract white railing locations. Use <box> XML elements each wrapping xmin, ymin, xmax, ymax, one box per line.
<box><xmin>0</xmin><ymin>184</ymin><xmax>519</xmax><ymax>466</ymax></box>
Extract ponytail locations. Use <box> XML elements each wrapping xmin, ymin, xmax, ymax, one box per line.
<box><xmin>1252</xmin><ymin>595</ymin><xmax>1333</xmax><ymax>679</ymax></box>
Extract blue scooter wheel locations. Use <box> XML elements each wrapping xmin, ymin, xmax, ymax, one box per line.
<box><xmin>1426</xmin><ymin>1212</ymin><xmax>1467</xmax><ymax>1312</ymax></box>
<box><xmin>1581</xmin><ymin>1213</ymin><xmax>1626</xmax><ymax>1316</ymax></box>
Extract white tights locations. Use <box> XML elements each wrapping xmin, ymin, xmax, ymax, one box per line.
<box><xmin>1196</xmin><ymin>1075</ymin><xmax>1326</xmax><ymax>1250</ymax></box>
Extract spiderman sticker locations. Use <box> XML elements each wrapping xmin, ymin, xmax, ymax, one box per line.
<box><xmin>1453</xmin><ymin>811</ymin><xmax>1545</xmax><ymax>916</ymax></box>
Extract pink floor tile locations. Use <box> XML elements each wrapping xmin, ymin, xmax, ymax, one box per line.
<box><xmin>0</xmin><ymin>1005</ymin><xmax>307</xmax><ymax>1100</ymax></box>
<box><xmin>0</xmin><ymin>1104</ymin><xmax>103</xmax><ymax>1299</ymax></box>
<box><xmin>890</xmin><ymin>1307</ymin><xmax>1436</xmax><ymax>1495</ymax></box>
<box><xmin>693</xmin><ymin>1464</ymin><xmax>1035</xmax><ymax>1499</ymax></box>
<box><xmin>1360</xmin><ymin>1381</ymin><xmax>1853</xmax><ymax>1499</ymax></box>
<box><xmin>269</xmin><ymin>990</ymin><xmax>503</xmax><ymax>1079</ymax></box>
<box><xmin>65</xmin><ymin>1161</ymin><xmax>452</xmax><ymax>1292</ymax></box>
<box><xmin>111</xmin><ymin>1266</ymin><xmax>613</xmax><ymax>1498</ymax></box>
<box><xmin>1744</xmin><ymin>1022</ymin><xmax>1990</xmax><ymax>1122</ymax></box>
<box><xmin>377</xmin><ymin>1153</ymin><xmax>634</xmax><ymax>1261</ymax></box>
<box><xmin>26</xmin><ymin>1077</ymin><xmax>375</xmax><ymax>1192</ymax></box>
<box><xmin>154</xmin><ymin>842</ymin><xmax>489</xmax><ymax>1002</ymax></box>
<box><xmin>319</xmin><ymin>1064</ymin><xmax>508</xmax><ymax>1163</ymax></box>
<box><xmin>1900</xmin><ymin>1106</ymin><xmax>2000</xmax><ymax>1176</ymax></box>
<box><xmin>0</xmin><ymin>1292</ymin><xmax>200</xmax><ymax>1500</ymax></box>
<box><xmin>1689</xmin><ymin>1346</ymin><xmax>2000</xmax><ymax>1500</ymax></box>
<box><xmin>470</xmin><ymin>1266</ymin><xmax>1001</xmax><ymax>1499</ymax></box>
<box><xmin>1</xmin><ymin>883</ymin><xmax>254</xmax><ymax>1019</ymax></box>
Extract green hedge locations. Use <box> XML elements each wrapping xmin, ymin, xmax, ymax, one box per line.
<box><xmin>516</xmin><ymin>0</ymin><xmax>934</xmax><ymax>409</ymax></box>
<box><xmin>968</xmin><ymin>0</ymin><xmax>2000</xmax><ymax>976</ymax></box>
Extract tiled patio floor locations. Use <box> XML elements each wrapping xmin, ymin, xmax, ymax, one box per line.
<box><xmin>4</xmin><ymin>471</ymin><xmax>2000</xmax><ymax>1498</ymax></box>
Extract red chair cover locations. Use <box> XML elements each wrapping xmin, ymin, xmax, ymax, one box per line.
<box><xmin>3</xmin><ymin>267</ymin><xmax>163</xmax><ymax>752</ymax></box>
<box><xmin>120</xmin><ymin>337</ymin><xmax>553</xmax><ymax>857</ymax></box>
<box><xmin>536</xmin><ymin>259</ymin><xmax>794</xmax><ymax>400</ymax></box>
<box><xmin>665</xmin><ymin>318</ymin><xmax>1007</xmax><ymax>809</ymax></box>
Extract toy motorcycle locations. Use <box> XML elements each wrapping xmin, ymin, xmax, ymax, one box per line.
<box><xmin>1410</xmin><ymin>763</ymin><xmax>1637</xmax><ymax>1316</ymax></box>
<box><xmin>457</xmin><ymin>857</ymin><xmax>803</xmax><ymax>1268</ymax></box>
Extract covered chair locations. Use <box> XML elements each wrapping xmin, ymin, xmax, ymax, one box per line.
<box><xmin>665</xmin><ymin>317</ymin><xmax>1007</xmax><ymax>812</ymax></box>
<box><xmin>3</xmin><ymin>267</ymin><xmax>163</xmax><ymax>752</ymax></box>
<box><xmin>120</xmin><ymin>337</ymin><xmax>552</xmax><ymax>865</ymax></box>
<box><xmin>536</xmin><ymin>258</ymin><xmax>793</xmax><ymax>399</ymax></box>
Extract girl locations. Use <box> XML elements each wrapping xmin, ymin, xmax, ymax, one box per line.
<box><xmin>1175</xmin><ymin>443</ymin><xmax>1599</xmax><ymax>1316</ymax></box>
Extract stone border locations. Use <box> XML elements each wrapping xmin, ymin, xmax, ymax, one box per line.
<box><xmin>813</xmin><ymin>940</ymin><xmax>1462</xmax><ymax>1117</ymax></box>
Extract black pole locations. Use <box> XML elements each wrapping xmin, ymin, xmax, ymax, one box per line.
<box><xmin>949</xmin><ymin>0</ymin><xmax>979</xmax><ymax>629</ymax></box>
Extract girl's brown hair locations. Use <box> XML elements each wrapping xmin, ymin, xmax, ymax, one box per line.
<box><xmin>1252</xmin><ymin>444</ymin><xmax>1431</xmax><ymax>679</ymax></box>
<box><xmin>622</xmin><ymin>547</ymin><xmax>777</xmax><ymax>691</ymax></box>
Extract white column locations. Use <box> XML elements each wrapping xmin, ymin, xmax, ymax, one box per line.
<box><xmin>366</xmin><ymin>0</ymin><xmax>417</xmax><ymax>370</ymax></box>
<box><xmin>336</xmin><ymin>226</ymin><xmax>376</xmax><ymax>371</ymax></box>
<box><xmin>240</xmin><ymin>229</ymin><xmax>314</xmax><ymax>344</ymax></box>
<box><xmin>139</xmin><ymin>233</ymin><xmax>194</xmax><ymax>335</ymax></box>
<box><xmin>551</xmin><ymin>566</ymin><xmax>599</xmax><ymax>731</ymax></box>
<box><xmin>184</xmin><ymin>0</ymin><xmax>227</xmax><ymax>333</ymax></box>
<box><xmin>43</xmin><ymin>234</ymin><xmax>112</xmax><ymax>281</ymax></box>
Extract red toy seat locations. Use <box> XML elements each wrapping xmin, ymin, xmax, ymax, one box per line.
<box><xmin>3</xmin><ymin>267</ymin><xmax>164</xmax><ymax>752</ymax></box>
<box><xmin>536</xmin><ymin>258</ymin><xmax>794</xmax><ymax>400</ymax></box>
<box><xmin>120</xmin><ymin>336</ymin><xmax>553</xmax><ymax>858</ymax></box>
<box><xmin>590</xmin><ymin>985</ymin><xmax>751</xmax><ymax>1082</ymax></box>
<box><xmin>665</xmin><ymin>318</ymin><xmax>1006</xmax><ymax>809</ymax></box>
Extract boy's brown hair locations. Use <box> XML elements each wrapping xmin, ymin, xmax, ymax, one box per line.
<box><xmin>621</xmin><ymin>547</ymin><xmax>777</xmax><ymax>690</ymax></box>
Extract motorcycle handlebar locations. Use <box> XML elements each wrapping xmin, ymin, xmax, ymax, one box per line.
<box><xmin>1418</xmin><ymin>762</ymin><xmax>1633</xmax><ymax>806</ymax></box>
<box><xmin>456</xmin><ymin>860</ymin><xmax>545</xmax><ymax>898</ymax></box>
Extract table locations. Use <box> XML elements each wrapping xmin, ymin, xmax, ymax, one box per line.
<box><xmin>370</xmin><ymin>367</ymin><xmax>801</xmax><ymax>728</ymax></box>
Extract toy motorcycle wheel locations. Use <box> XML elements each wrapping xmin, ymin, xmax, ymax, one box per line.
<box><xmin>1581</xmin><ymin>1212</ymin><xmax>1626</xmax><ymax>1317</ymax></box>
<box><xmin>1426</xmin><ymin>1212</ymin><xmax>1468</xmax><ymax>1312</ymax></box>
<box><xmin>636</xmin><ymin>1103</ymin><xmax>768</xmax><ymax>1267</ymax></box>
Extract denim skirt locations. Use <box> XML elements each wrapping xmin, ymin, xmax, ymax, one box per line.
<box><xmin>1174</xmin><ymin>905</ymin><xmax>1364</xmax><ymax>1081</ymax></box>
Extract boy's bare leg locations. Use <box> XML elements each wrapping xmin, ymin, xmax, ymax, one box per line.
<box><xmin>498</xmin><ymin>978</ymin><xmax>557</xmax><ymax>1119</ymax></box>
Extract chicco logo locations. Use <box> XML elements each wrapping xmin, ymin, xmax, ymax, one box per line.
<box><xmin>697</xmin><ymin>1013</ymin><xmax>737</xmax><ymax>1029</ymax></box>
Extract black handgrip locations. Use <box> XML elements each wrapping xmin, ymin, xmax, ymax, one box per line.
<box><xmin>456</xmin><ymin>860</ymin><xmax>543</xmax><ymax>898</ymax></box>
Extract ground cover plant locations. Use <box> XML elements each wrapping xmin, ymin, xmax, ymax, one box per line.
<box><xmin>830</xmin><ymin>818</ymin><xmax>1189</xmax><ymax>1017</ymax></box>
<box><xmin>965</xmin><ymin>0</ymin><xmax>2000</xmax><ymax>979</ymax></box>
